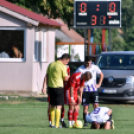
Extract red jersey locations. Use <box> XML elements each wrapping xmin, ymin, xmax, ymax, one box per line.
<box><xmin>65</xmin><ymin>72</ymin><xmax>85</xmax><ymax>91</ymax></box>
<box><xmin>64</xmin><ymin>65</ymin><xmax>70</xmax><ymax>86</ymax></box>
<box><xmin>67</xmin><ymin>66</ymin><xmax>70</xmax><ymax>76</ymax></box>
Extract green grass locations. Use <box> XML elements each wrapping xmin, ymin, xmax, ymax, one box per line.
<box><xmin>0</xmin><ymin>97</ymin><xmax>134</xmax><ymax>134</ymax></box>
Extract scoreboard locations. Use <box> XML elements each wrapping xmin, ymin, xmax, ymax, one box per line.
<box><xmin>74</xmin><ymin>0</ymin><xmax>121</xmax><ymax>28</ymax></box>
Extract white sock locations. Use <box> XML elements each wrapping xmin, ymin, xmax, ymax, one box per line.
<box><xmin>49</xmin><ymin>121</ymin><xmax>51</xmax><ymax>125</ymax></box>
<box><xmin>61</xmin><ymin>118</ymin><xmax>64</xmax><ymax>122</ymax></box>
<box><xmin>69</xmin><ymin>121</ymin><xmax>72</xmax><ymax>126</ymax></box>
<box><xmin>72</xmin><ymin>121</ymin><xmax>75</xmax><ymax>126</ymax></box>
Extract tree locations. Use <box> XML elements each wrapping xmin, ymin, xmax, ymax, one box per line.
<box><xmin>7</xmin><ymin>0</ymin><xmax>74</xmax><ymax>26</ymax></box>
<box><xmin>121</xmin><ymin>0</ymin><xmax>134</xmax><ymax>50</ymax></box>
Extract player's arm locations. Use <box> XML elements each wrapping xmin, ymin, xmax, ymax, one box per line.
<box><xmin>96</xmin><ymin>72</ymin><xmax>104</xmax><ymax>88</ymax></box>
<box><xmin>42</xmin><ymin>74</ymin><xmax>49</xmax><ymax>94</ymax></box>
<box><xmin>63</xmin><ymin>65</ymin><xmax>70</xmax><ymax>81</ymax></box>
<box><xmin>77</xmin><ymin>85</ymin><xmax>84</xmax><ymax>104</ymax></box>
<box><xmin>107</xmin><ymin>109</ymin><xmax>112</xmax><ymax>116</ymax></box>
<box><xmin>42</xmin><ymin>75</ymin><xmax>46</xmax><ymax>94</ymax></box>
<box><xmin>63</xmin><ymin>76</ymin><xmax>70</xmax><ymax>82</ymax></box>
<box><xmin>102</xmin><ymin>108</ymin><xmax>112</xmax><ymax>122</ymax></box>
<box><xmin>42</xmin><ymin>65</ymin><xmax>50</xmax><ymax>94</ymax></box>
<box><xmin>77</xmin><ymin>79</ymin><xmax>85</xmax><ymax>104</ymax></box>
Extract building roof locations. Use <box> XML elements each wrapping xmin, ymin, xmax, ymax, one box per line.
<box><xmin>55</xmin><ymin>19</ymin><xmax>84</xmax><ymax>43</ymax></box>
<box><xmin>0</xmin><ymin>0</ymin><xmax>62</xmax><ymax>27</ymax></box>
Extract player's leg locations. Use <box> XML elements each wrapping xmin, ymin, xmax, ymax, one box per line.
<box><xmin>92</xmin><ymin>91</ymin><xmax>99</xmax><ymax>109</ymax></box>
<box><xmin>60</xmin><ymin>105</ymin><xmax>67</xmax><ymax>128</ymax></box>
<box><xmin>48</xmin><ymin>103</ymin><xmax>52</xmax><ymax>126</ymax></box>
<box><xmin>49</xmin><ymin>88</ymin><xmax>56</xmax><ymax>127</ymax></box>
<box><xmin>107</xmin><ymin>113</ymin><xmax>114</xmax><ymax>129</ymax></box>
<box><xmin>47</xmin><ymin>95</ymin><xmax>52</xmax><ymax>127</ymax></box>
<box><xmin>73</xmin><ymin>104</ymin><xmax>80</xmax><ymax>125</ymax></box>
<box><xmin>64</xmin><ymin>89</ymin><xmax>72</xmax><ymax>128</ymax></box>
<box><xmin>68</xmin><ymin>104</ymin><xmax>74</xmax><ymax>128</ymax></box>
<box><xmin>55</xmin><ymin>105</ymin><xmax>62</xmax><ymax>128</ymax></box>
<box><xmin>55</xmin><ymin>88</ymin><xmax>64</xmax><ymax>128</ymax></box>
<box><xmin>82</xmin><ymin>92</ymin><xmax>90</xmax><ymax>127</ymax></box>
<box><xmin>103</xmin><ymin>121</ymin><xmax>111</xmax><ymax>129</ymax></box>
<box><xmin>83</xmin><ymin>105</ymin><xmax>89</xmax><ymax>127</ymax></box>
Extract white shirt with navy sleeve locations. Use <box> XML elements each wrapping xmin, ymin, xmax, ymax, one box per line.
<box><xmin>86</xmin><ymin>107</ymin><xmax>110</xmax><ymax>124</ymax></box>
<box><xmin>75</xmin><ymin>65</ymin><xmax>101</xmax><ymax>92</ymax></box>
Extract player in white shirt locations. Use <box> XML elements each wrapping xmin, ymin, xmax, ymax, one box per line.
<box><xmin>86</xmin><ymin>107</ymin><xmax>114</xmax><ymax>129</ymax></box>
<box><xmin>75</xmin><ymin>56</ymin><xmax>104</xmax><ymax>127</ymax></box>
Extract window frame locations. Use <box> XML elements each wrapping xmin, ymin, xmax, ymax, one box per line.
<box><xmin>41</xmin><ymin>29</ymin><xmax>47</xmax><ymax>62</ymax></box>
<box><xmin>33</xmin><ymin>28</ymin><xmax>39</xmax><ymax>62</ymax></box>
<box><xmin>0</xmin><ymin>27</ymin><xmax>26</xmax><ymax>62</ymax></box>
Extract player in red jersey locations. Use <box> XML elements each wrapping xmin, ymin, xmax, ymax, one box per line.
<box><xmin>64</xmin><ymin>71</ymin><xmax>92</xmax><ymax>128</ymax></box>
<box><xmin>43</xmin><ymin>65</ymin><xmax>70</xmax><ymax>128</ymax></box>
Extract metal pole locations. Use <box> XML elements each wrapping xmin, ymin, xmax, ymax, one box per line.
<box><xmin>108</xmin><ymin>29</ymin><xmax>112</xmax><ymax>51</ymax></box>
<box><xmin>84</xmin><ymin>29</ymin><xmax>87</xmax><ymax>60</ymax></box>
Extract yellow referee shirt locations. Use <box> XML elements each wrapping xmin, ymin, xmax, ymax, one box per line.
<box><xmin>47</xmin><ymin>61</ymin><xmax>68</xmax><ymax>88</ymax></box>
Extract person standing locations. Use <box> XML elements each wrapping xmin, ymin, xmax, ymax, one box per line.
<box><xmin>64</xmin><ymin>71</ymin><xmax>92</xmax><ymax>128</ymax></box>
<box><xmin>43</xmin><ymin>64</ymin><xmax>70</xmax><ymax>128</ymax></box>
<box><xmin>75</xmin><ymin>56</ymin><xmax>104</xmax><ymax>127</ymax></box>
<box><xmin>44</xmin><ymin>53</ymin><xmax>70</xmax><ymax>128</ymax></box>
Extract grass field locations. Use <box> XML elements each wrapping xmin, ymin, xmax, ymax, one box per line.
<box><xmin>0</xmin><ymin>97</ymin><xmax>134</xmax><ymax>134</ymax></box>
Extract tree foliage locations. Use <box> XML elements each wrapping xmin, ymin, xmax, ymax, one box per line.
<box><xmin>7</xmin><ymin>0</ymin><xmax>74</xmax><ymax>25</ymax></box>
<box><xmin>121</xmin><ymin>0</ymin><xmax>134</xmax><ymax>50</ymax></box>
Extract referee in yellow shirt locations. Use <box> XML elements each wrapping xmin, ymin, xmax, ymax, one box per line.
<box><xmin>46</xmin><ymin>53</ymin><xmax>70</xmax><ymax>128</ymax></box>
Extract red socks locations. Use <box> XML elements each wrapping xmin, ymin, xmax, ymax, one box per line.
<box><xmin>73</xmin><ymin>110</ymin><xmax>79</xmax><ymax>121</ymax></box>
<box><xmin>61</xmin><ymin>107</ymin><xmax>65</xmax><ymax>119</ymax></box>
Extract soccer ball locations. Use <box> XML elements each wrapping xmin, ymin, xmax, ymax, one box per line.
<box><xmin>74</xmin><ymin>120</ymin><xmax>83</xmax><ymax>128</ymax></box>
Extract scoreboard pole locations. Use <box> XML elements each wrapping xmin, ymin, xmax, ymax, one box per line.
<box><xmin>84</xmin><ymin>29</ymin><xmax>87</xmax><ymax>60</ymax></box>
<box><xmin>108</xmin><ymin>29</ymin><xmax>112</xmax><ymax>51</ymax></box>
<box><xmin>102</xmin><ymin>29</ymin><xmax>106</xmax><ymax>51</ymax></box>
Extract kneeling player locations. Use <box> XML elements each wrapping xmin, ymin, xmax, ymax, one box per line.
<box><xmin>64</xmin><ymin>71</ymin><xmax>92</xmax><ymax>128</ymax></box>
<box><xmin>86</xmin><ymin>107</ymin><xmax>114</xmax><ymax>129</ymax></box>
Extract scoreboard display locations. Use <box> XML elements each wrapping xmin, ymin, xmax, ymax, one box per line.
<box><xmin>74</xmin><ymin>0</ymin><xmax>121</xmax><ymax>28</ymax></box>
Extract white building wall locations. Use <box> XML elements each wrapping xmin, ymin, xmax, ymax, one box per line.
<box><xmin>0</xmin><ymin>12</ymin><xmax>27</xmax><ymax>26</ymax></box>
<box><xmin>32</xmin><ymin>28</ymin><xmax>56</xmax><ymax>94</ymax></box>
<box><xmin>0</xmin><ymin>11</ymin><xmax>57</xmax><ymax>95</ymax></box>
<box><xmin>0</xmin><ymin>12</ymin><xmax>34</xmax><ymax>95</ymax></box>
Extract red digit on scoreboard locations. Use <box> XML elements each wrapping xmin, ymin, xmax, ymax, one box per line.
<box><xmin>91</xmin><ymin>15</ymin><xmax>97</xmax><ymax>25</ymax></box>
<box><xmin>80</xmin><ymin>2</ymin><xmax>87</xmax><ymax>12</ymax></box>
<box><xmin>109</xmin><ymin>2</ymin><xmax>116</xmax><ymax>12</ymax></box>
<box><xmin>100</xmin><ymin>16</ymin><xmax>106</xmax><ymax>25</ymax></box>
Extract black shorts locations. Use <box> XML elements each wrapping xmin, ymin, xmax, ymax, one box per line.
<box><xmin>82</xmin><ymin>91</ymin><xmax>99</xmax><ymax>105</ymax></box>
<box><xmin>49</xmin><ymin>87</ymin><xmax>64</xmax><ymax>105</ymax></box>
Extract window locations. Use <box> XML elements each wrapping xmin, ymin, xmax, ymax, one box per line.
<box><xmin>41</xmin><ymin>29</ymin><xmax>47</xmax><ymax>62</ymax></box>
<box><xmin>0</xmin><ymin>28</ymin><xmax>26</xmax><ymax>62</ymax></box>
<box><xmin>96</xmin><ymin>54</ymin><xmax>134</xmax><ymax>70</ymax></box>
<box><xmin>34</xmin><ymin>29</ymin><xmax>39</xmax><ymax>62</ymax></box>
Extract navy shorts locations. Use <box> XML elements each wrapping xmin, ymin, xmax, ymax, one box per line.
<box><xmin>82</xmin><ymin>91</ymin><xmax>99</xmax><ymax>105</ymax></box>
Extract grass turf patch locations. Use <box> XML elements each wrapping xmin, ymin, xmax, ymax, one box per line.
<box><xmin>0</xmin><ymin>98</ymin><xmax>134</xmax><ymax>134</ymax></box>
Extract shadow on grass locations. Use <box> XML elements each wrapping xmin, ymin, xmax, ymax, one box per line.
<box><xmin>0</xmin><ymin>124</ymin><xmax>51</xmax><ymax>128</ymax></box>
<box><xmin>35</xmin><ymin>97</ymin><xmax>48</xmax><ymax>102</ymax></box>
<box><xmin>99</xmin><ymin>100</ymin><xmax>134</xmax><ymax>105</ymax></box>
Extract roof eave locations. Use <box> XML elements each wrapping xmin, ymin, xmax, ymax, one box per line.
<box><xmin>0</xmin><ymin>6</ymin><xmax>39</xmax><ymax>26</ymax></box>
<box><xmin>39</xmin><ymin>23</ymin><xmax>61</xmax><ymax>28</ymax></box>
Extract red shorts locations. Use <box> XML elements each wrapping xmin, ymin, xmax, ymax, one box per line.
<box><xmin>47</xmin><ymin>95</ymin><xmax>50</xmax><ymax>102</ymax></box>
<box><xmin>64</xmin><ymin>89</ymin><xmax>78</xmax><ymax>105</ymax></box>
